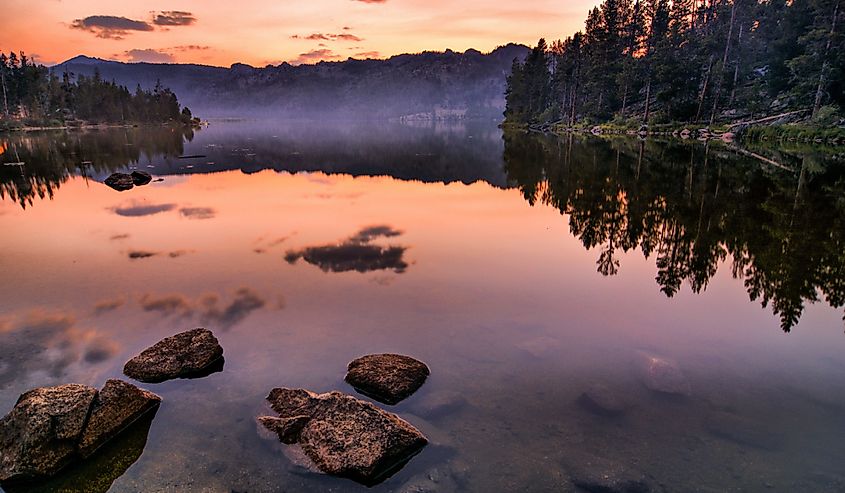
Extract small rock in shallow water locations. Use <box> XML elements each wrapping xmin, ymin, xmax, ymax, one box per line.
<box><xmin>130</xmin><ymin>171</ymin><xmax>152</xmax><ymax>186</ymax></box>
<box><xmin>704</xmin><ymin>411</ymin><xmax>780</xmax><ymax>450</ymax></box>
<box><xmin>104</xmin><ymin>173</ymin><xmax>134</xmax><ymax>191</ymax></box>
<box><xmin>639</xmin><ymin>355</ymin><xmax>691</xmax><ymax>396</ymax></box>
<box><xmin>123</xmin><ymin>328</ymin><xmax>224</xmax><ymax>383</ymax></box>
<box><xmin>345</xmin><ymin>353</ymin><xmax>430</xmax><ymax>405</ymax></box>
<box><xmin>578</xmin><ymin>383</ymin><xmax>629</xmax><ymax>417</ymax></box>
<box><xmin>258</xmin><ymin>387</ymin><xmax>427</xmax><ymax>485</ymax></box>
<box><xmin>567</xmin><ymin>454</ymin><xmax>651</xmax><ymax>493</ymax></box>
<box><xmin>0</xmin><ymin>380</ymin><xmax>160</xmax><ymax>483</ymax></box>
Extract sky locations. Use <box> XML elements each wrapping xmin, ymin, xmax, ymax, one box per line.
<box><xmin>0</xmin><ymin>0</ymin><xmax>596</xmax><ymax>67</ymax></box>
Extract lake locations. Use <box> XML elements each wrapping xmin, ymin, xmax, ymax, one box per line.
<box><xmin>1</xmin><ymin>120</ymin><xmax>844</xmax><ymax>492</ymax></box>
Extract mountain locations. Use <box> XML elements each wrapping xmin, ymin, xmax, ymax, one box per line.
<box><xmin>54</xmin><ymin>45</ymin><xmax>529</xmax><ymax>119</ymax></box>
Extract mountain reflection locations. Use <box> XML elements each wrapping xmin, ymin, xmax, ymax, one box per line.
<box><xmin>503</xmin><ymin>131</ymin><xmax>845</xmax><ymax>332</ymax></box>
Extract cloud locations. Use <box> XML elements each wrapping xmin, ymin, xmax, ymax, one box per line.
<box><xmin>70</xmin><ymin>15</ymin><xmax>153</xmax><ymax>39</ymax></box>
<box><xmin>0</xmin><ymin>310</ymin><xmax>118</xmax><ymax>387</ymax></box>
<box><xmin>93</xmin><ymin>298</ymin><xmax>125</xmax><ymax>315</ymax></box>
<box><xmin>122</xmin><ymin>48</ymin><xmax>176</xmax><ymax>64</ymax></box>
<box><xmin>83</xmin><ymin>337</ymin><xmax>119</xmax><ymax>364</ymax></box>
<box><xmin>354</xmin><ymin>51</ymin><xmax>381</xmax><ymax>59</ymax></box>
<box><xmin>139</xmin><ymin>293</ymin><xmax>194</xmax><ymax>317</ymax></box>
<box><xmin>179</xmin><ymin>207</ymin><xmax>216</xmax><ymax>220</ymax></box>
<box><xmin>199</xmin><ymin>288</ymin><xmax>266</xmax><ymax>330</ymax></box>
<box><xmin>353</xmin><ymin>0</ymin><xmax>388</xmax><ymax>3</ymax></box>
<box><xmin>152</xmin><ymin>11</ymin><xmax>196</xmax><ymax>27</ymax></box>
<box><xmin>110</xmin><ymin>234</ymin><xmax>130</xmax><ymax>241</ymax></box>
<box><xmin>171</xmin><ymin>45</ymin><xmax>210</xmax><ymax>52</ymax></box>
<box><xmin>139</xmin><ymin>288</ymin><xmax>268</xmax><ymax>330</ymax></box>
<box><xmin>128</xmin><ymin>251</ymin><xmax>159</xmax><ymax>259</ymax></box>
<box><xmin>111</xmin><ymin>201</ymin><xmax>176</xmax><ymax>217</ymax></box>
<box><xmin>291</xmin><ymin>49</ymin><xmax>340</xmax><ymax>65</ymax></box>
<box><xmin>285</xmin><ymin>225</ymin><xmax>409</xmax><ymax>274</ymax></box>
<box><xmin>291</xmin><ymin>33</ymin><xmax>364</xmax><ymax>42</ymax></box>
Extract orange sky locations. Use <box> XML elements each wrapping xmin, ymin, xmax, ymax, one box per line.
<box><xmin>0</xmin><ymin>0</ymin><xmax>595</xmax><ymax>67</ymax></box>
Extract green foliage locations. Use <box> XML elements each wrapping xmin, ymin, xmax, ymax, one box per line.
<box><xmin>504</xmin><ymin>0</ymin><xmax>845</xmax><ymax>127</ymax></box>
<box><xmin>0</xmin><ymin>51</ymin><xmax>195</xmax><ymax>128</ymax></box>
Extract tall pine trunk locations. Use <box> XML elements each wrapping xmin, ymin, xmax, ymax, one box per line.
<box><xmin>813</xmin><ymin>0</ymin><xmax>839</xmax><ymax>118</ymax></box>
<box><xmin>710</xmin><ymin>1</ymin><xmax>737</xmax><ymax>126</ymax></box>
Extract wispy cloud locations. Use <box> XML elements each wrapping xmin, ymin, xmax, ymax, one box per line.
<box><xmin>290</xmin><ymin>49</ymin><xmax>340</xmax><ymax>65</ymax></box>
<box><xmin>70</xmin><ymin>15</ymin><xmax>154</xmax><ymax>39</ymax></box>
<box><xmin>153</xmin><ymin>11</ymin><xmax>197</xmax><ymax>27</ymax></box>
<box><xmin>121</xmin><ymin>48</ymin><xmax>176</xmax><ymax>63</ymax></box>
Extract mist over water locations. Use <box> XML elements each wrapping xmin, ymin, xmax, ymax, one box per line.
<box><xmin>1</xmin><ymin>121</ymin><xmax>844</xmax><ymax>492</ymax></box>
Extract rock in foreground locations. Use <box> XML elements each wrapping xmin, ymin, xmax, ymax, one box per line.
<box><xmin>0</xmin><ymin>380</ymin><xmax>160</xmax><ymax>483</ymax></box>
<box><xmin>123</xmin><ymin>328</ymin><xmax>224</xmax><ymax>383</ymax></box>
<box><xmin>345</xmin><ymin>354</ymin><xmax>430</xmax><ymax>405</ymax></box>
<box><xmin>103</xmin><ymin>173</ymin><xmax>135</xmax><ymax>192</ymax></box>
<box><xmin>259</xmin><ymin>388</ymin><xmax>427</xmax><ymax>485</ymax></box>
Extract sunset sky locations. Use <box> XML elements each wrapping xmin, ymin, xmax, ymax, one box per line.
<box><xmin>1</xmin><ymin>0</ymin><xmax>595</xmax><ymax>67</ymax></box>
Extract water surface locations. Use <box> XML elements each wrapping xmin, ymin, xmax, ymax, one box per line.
<box><xmin>1</xmin><ymin>121</ymin><xmax>844</xmax><ymax>492</ymax></box>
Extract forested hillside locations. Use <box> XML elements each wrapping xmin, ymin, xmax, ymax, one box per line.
<box><xmin>56</xmin><ymin>45</ymin><xmax>529</xmax><ymax>119</ymax></box>
<box><xmin>505</xmin><ymin>0</ymin><xmax>844</xmax><ymax>127</ymax></box>
<box><xmin>0</xmin><ymin>51</ymin><xmax>196</xmax><ymax>129</ymax></box>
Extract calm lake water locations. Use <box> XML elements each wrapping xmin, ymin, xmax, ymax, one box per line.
<box><xmin>1</xmin><ymin>120</ymin><xmax>844</xmax><ymax>492</ymax></box>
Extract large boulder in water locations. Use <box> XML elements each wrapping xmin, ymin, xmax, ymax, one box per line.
<box><xmin>345</xmin><ymin>354</ymin><xmax>430</xmax><ymax>405</ymax></box>
<box><xmin>259</xmin><ymin>388</ymin><xmax>427</xmax><ymax>485</ymax></box>
<box><xmin>0</xmin><ymin>380</ymin><xmax>160</xmax><ymax>483</ymax></box>
<box><xmin>103</xmin><ymin>173</ymin><xmax>134</xmax><ymax>191</ymax></box>
<box><xmin>123</xmin><ymin>328</ymin><xmax>224</xmax><ymax>383</ymax></box>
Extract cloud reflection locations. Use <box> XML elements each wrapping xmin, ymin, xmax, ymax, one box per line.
<box><xmin>285</xmin><ymin>225</ymin><xmax>409</xmax><ymax>274</ymax></box>
<box><xmin>138</xmin><ymin>287</ymin><xmax>268</xmax><ymax>330</ymax></box>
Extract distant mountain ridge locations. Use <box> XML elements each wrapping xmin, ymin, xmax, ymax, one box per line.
<box><xmin>54</xmin><ymin>45</ymin><xmax>529</xmax><ymax>119</ymax></box>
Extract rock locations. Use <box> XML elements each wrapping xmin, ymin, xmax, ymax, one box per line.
<box><xmin>704</xmin><ymin>411</ymin><xmax>780</xmax><ymax>450</ymax></box>
<box><xmin>78</xmin><ymin>380</ymin><xmax>161</xmax><ymax>458</ymax></box>
<box><xmin>0</xmin><ymin>384</ymin><xmax>97</xmax><ymax>481</ymax></box>
<box><xmin>259</xmin><ymin>388</ymin><xmax>427</xmax><ymax>485</ymax></box>
<box><xmin>640</xmin><ymin>355</ymin><xmax>691</xmax><ymax>396</ymax></box>
<box><xmin>567</xmin><ymin>454</ymin><xmax>651</xmax><ymax>493</ymax></box>
<box><xmin>123</xmin><ymin>328</ymin><xmax>224</xmax><ymax>383</ymax></box>
<box><xmin>103</xmin><ymin>173</ymin><xmax>134</xmax><ymax>191</ymax></box>
<box><xmin>345</xmin><ymin>354</ymin><xmax>430</xmax><ymax>405</ymax></box>
<box><xmin>130</xmin><ymin>171</ymin><xmax>152</xmax><ymax>186</ymax></box>
<box><xmin>577</xmin><ymin>384</ymin><xmax>629</xmax><ymax>417</ymax></box>
<box><xmin>0</xmin><ymin>380</ymin><xmax>160</xmax><ymax>483</ymax></box>
<box><xmin>720</xmin><ymin>132</ymin><xmax>736</xmax><ymax>142</ymax></box>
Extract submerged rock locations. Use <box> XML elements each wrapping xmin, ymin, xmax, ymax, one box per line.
<box><xmin>259</xmin><ymin>388</ymin><xmax>427</xmax><ymax>485</ymax></box>
<box><xmin>705</xmin><ymin>411</ymin><xmax>781</xmax><ymax>450</ymax></box>
<box><xmin>123</xmin><ymin>328</ymin><xmax>224</xmax><ymax>383</ymax></box>
<box><xmin>640</xmin><ymin>355</ymin><xmax>691</xmax><ymax>396</ymax></box>
<box><xmin>567</xmin><ymin>454</ymin><xmax>651</xmax><ymax>493</ymax></box>
<box><xmin>103</xmin><ymin>173</ymin><xmax>134</xmax><ymax>192</ymax></box>
<box><xmin>0</xmin><ymin>380</ymin><xmax>160</xmax><ymax>483</ymax></box>
<box><xmin>345</xmin><ymin>354</ymin><xmax>430</xmax><ymax>405</ymax></box>
<box><xmin>578</xmin><ymin>384</ymin><xmax>629</xmax><ymax>417</ymax></box>
<box><xmin>130</xmin><ymin>171</ymin><xmax>152</xmax><ymax>186</ymax></box>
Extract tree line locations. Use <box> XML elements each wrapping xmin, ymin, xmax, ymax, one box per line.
<box><xmin>505</xmin><ymin>0</ymin><xmax>843</xmax><ymax>127</ymax></box>
<box><xmin>503</xmin><ymin>131</ymin><xmax>844</xmax><ymax>332</ymax></box>
<box><xmin>0</xmin><ymin>51</ymin><xmax>196</xmax><ymax>128</ymax></box>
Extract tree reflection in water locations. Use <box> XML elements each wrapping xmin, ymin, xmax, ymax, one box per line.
<box><xmin>503</xmin><ymin>131</ymin><xmax>845</xmax><ymax>332</ymax></box>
